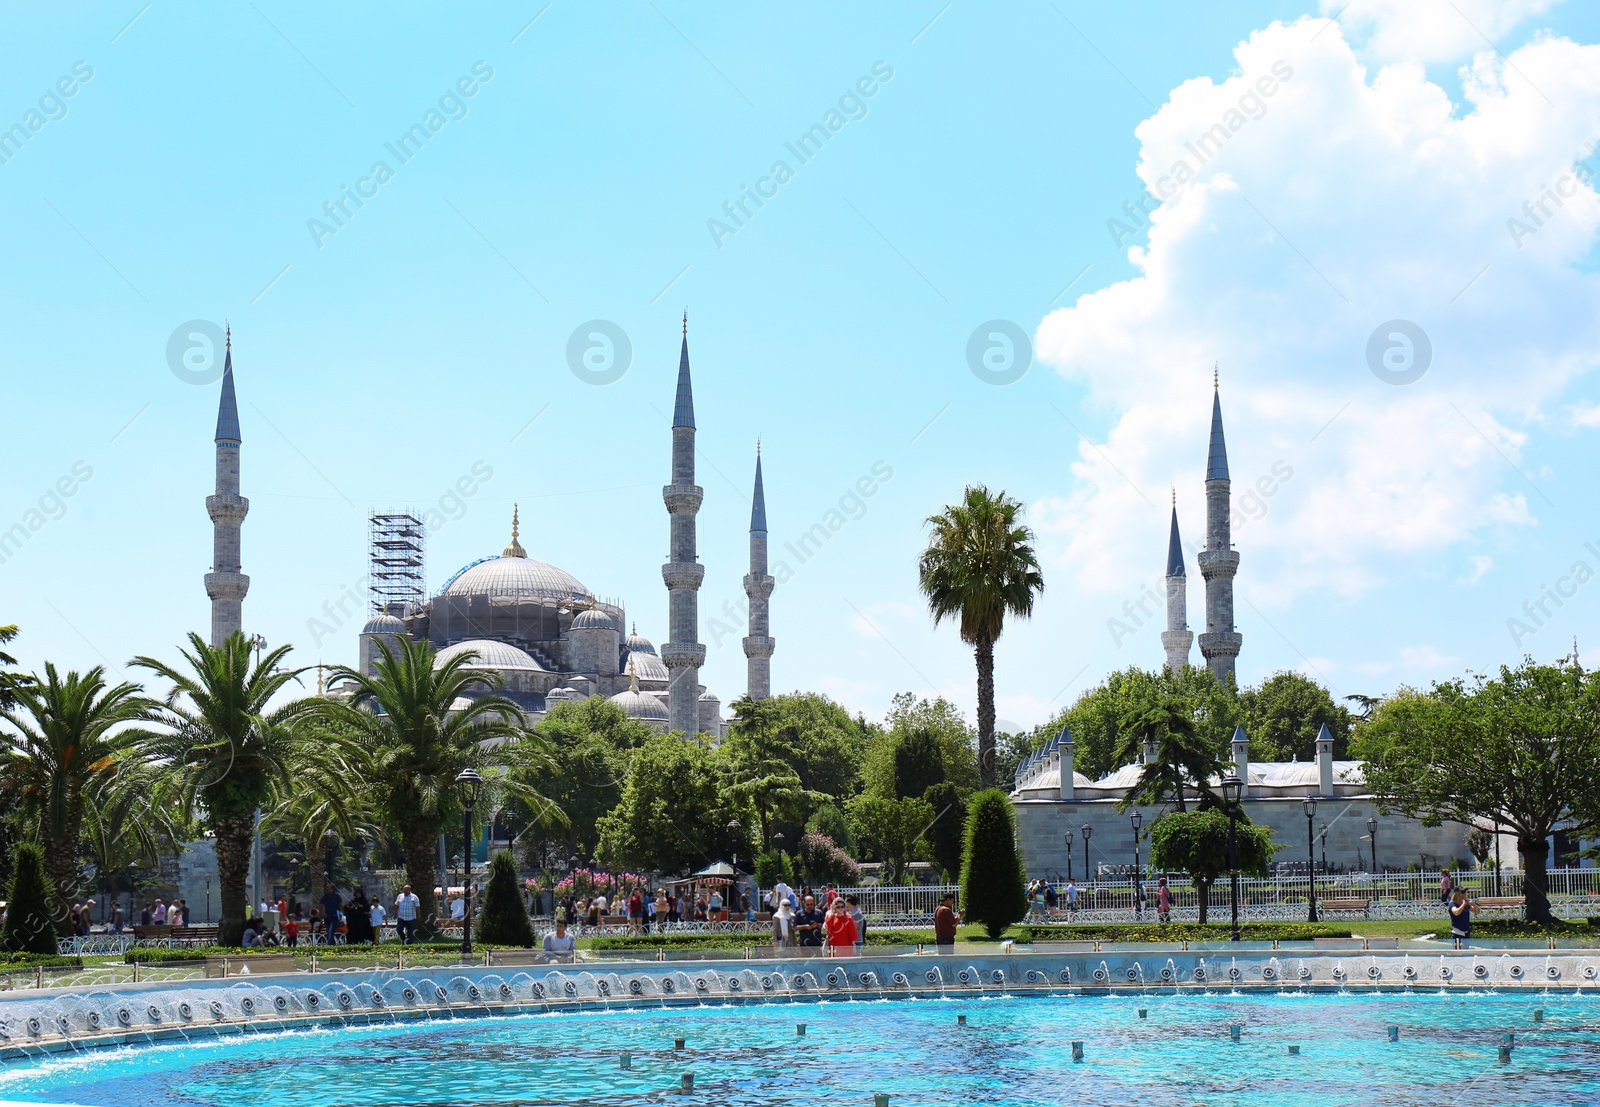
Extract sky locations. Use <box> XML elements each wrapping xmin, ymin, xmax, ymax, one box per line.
<box><xmin>3</xmin><ymin>0</ymin><xmax>1600</xmax><ymax>732</ymax></box>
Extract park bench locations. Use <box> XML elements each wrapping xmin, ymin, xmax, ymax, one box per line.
<box><xmin>1318</xmin><ymin>898</ymin><xmax>1371</xmax><ymax>916</ymax></box>
<box><xmin>1475</xmin><ymin>896</ymin><xmax>1526</xmax><ymax>914</ymax></box>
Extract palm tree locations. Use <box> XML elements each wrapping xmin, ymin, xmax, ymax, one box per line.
<box><xmin>0</xmin><ymin>624</ymin><xmax>32</xmax><ymax>708</ymax></box>
<box><xmin>316</xmin><ymin>637</ymin><xmax>563</xmax><ymax>939</ymax></box>
<box><xmin>0</xmin><ymin>663</ymin><xmax>156</xmax><ymax>931</ymax></box>
<box><xmin>919</xmin><ymin>485</ymin><xmax>1044</xmax><ymax>789</ymax></box>
<box><xmin>133</xmin><ymin>632</ymin><xmax>339</xmax><ymax>946</ymax></box>
<box><xmin>1114</xmin><ymin>691</ymin><xmax>1222</xmax><ymax>813</ymax></box>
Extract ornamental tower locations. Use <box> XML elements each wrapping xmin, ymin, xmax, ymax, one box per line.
<box><xmin>1197</xmin><ymin>370</ymin><xmax>1242</xmax><ymax>684</ymax></box>
<box><xmin>661</xmin><ymin>314</ymin><xmax>706</xmax><ymax>733</ymax></box>
<box><xmin>1160</xmin><ymin>490</ymin><xmax>1192</xmax><ymax>670</ymax></box>
<box><xmin>205</xmin><ymin>328</ymin><xmax>250</xmax><ymax>646</ymax></box>
<box><xmin>743</xmin><ymin>443</ymin><xmax>775</xmax><ymax>700</ymax></box>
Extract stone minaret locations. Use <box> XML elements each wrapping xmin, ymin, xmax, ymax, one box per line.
<box><xmin>1160</xmin><ymin>490</ymin><xmax>1192</xmax><ymax>670</ymax></box>
<box><xmin>743</xmin><ymin>443</ymin><xmax>775</xmax><ymax>700</ymax></box>
<box><xmin>1197</xmin><ymin>371</ymin><xmax>1241</xmax><ymax>684</ymax></box>
<box><xmin>205</xmin><ymin>328</ymin><xmax>250</xmax><ymax>646</ymax></box>
<box><xmin>661</xmin><ymin>314</ymin><xmax>706</xmax><ymax>734</ymax></box>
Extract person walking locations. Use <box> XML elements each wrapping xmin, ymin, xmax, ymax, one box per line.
<box><xmin>934</xmin><ymin>892</ymin><xmax>961</xmax><ymax>953</ymax></box>
<box><xmin>1065</xmin><ymin>880</ymin><xmax>1078</xmax><ymax>916</ymax></box>
<box><xmin>772</xmin><ymin>899</ymin><xmax>795</xmax><ymax>948</ymax></box>
<box><xmin>369</xmin><ymin>896</ymin><xmax>387</xmax><ymax>943</ymax></box>
<box><xmin>1155</xmin><ymin>877</ymin><xmax>1173</xmax><ymax>924</ymax></box>
<box><xmin>394</xmin><ymin>884</ymin><xmax>420</xmax><ymax>944</ymax></box>
<box><xmin>1439</xmin><ymin>869</ymin><xmax>1456</xmax><ymax>903</ymax></box>
<box><xmin>320</xmin><ymin>885</ymin><xmax>343</xmax><ymax>946</ymax></box>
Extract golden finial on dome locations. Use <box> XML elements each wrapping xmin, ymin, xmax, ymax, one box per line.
<box><xmin>503</xmin><ymin>504</ymin><xmax>528</xmax><ymax>558</ymax></box>
<box><xmin>627</xmin><ymin>654</ymin><xmax>639</xmax><ymax>692</ymax></box>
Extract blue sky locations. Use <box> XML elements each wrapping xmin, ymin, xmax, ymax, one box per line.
<box><xmin>4</xmin><ymin>1</ymin><xmax>1600</xmax><ymax>730</ymax></box>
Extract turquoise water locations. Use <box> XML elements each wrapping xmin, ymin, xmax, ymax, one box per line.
<box><xmin>2</xmin><ymin>991</ymin><xmax>1597</xmax><ymax>1106</ymax></box>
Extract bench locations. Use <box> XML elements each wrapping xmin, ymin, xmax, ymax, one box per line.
<box><xmin>1475</xmin><ymin>896</ymin><xmax>1526</xmax><ymax>913</ymax></box>
<box><xmin>1318</xmin><ymin>898</ymin><xmax>1371</xmax><ymax>915</ymax></box>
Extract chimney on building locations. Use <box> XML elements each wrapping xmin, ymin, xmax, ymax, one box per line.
<box><xmin>1315</xmin><ymin>722</ymin><xmax>1335</xmax><ymax>795</ymax></box>
<box><xmin>1231</xmin><ymin>724</ymin><xmax>1249</xmax><ymax>797</ymax></box>
<box><xmin>1057</xmin><ymin>726</ymin><xmax>1075</xmax><ymax>801</ymax></box>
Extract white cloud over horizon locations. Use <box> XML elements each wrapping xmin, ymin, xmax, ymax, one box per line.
<box><xmin>1033</xmin><ymin>7</ymin><xmax>1600</xmax><ymax>617</ymax></box>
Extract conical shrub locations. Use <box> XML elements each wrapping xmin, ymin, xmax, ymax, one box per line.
<box><xmin>2</xmin><ymin>843</ymin><xmax>59</xmax><ymax>955</ymax></box>
<box><xmin>476</xmin><ymin>850</ymin><xmax>535</xmax><ymax>947</ymax></box>
<box><xmin>958</xmin><ymin>789</ymin><xmax>1028</xmax><ymax>939</ymax></box>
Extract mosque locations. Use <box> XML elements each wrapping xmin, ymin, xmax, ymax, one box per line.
<box><xmin>203</xmin><ymin>318</ymin><xmax>776</xmax><ymax>740</ymax></box>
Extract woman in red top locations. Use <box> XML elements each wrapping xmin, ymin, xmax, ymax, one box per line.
<box><xmin>824</xmin><ymin>898</ymin><xmax>857</xmax><ymax>955</ymax></box>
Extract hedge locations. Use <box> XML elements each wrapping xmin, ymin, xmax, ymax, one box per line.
<box><xmin>124</xmin><ymin>941</ymin><xmax>497</xmax><ymax>964</ymax></box>
<box><xmin>1429</xmin><ymin>919</ymin><xmax>1600</xmax><ymax>940</ymax></box>
<box><xmin>1013</xmin><ymin>923</ymin><xmax>1354</xmax><ymax>943</ymax></box>
<box><xmin>0</xmin><ymin>953</ymin><xmax>84</xmax><ymax>971</ymax></box>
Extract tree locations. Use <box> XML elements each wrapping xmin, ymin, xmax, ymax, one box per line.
<box><xmin>798</xmin><ymin>831</ymin><xmax>861</xmax><ymax>885</ymax></box>
<box><xmin>1239</xmin><ymin>671</ymin><xmax>1351</xmax><ymax>761</ymax></box>
<box><xmin>1357</xmin><ymin>659</ymin><xmax>1600</xmax><ymax>924</ymax></box>
<box><xmin>861</xmin><ymin>694</ymin><xmax>978</xmax><ymax>800</ymax></box>
<box><xmin>919</xmin><ymin>485</ymin><xmax>1044</xmax><ymax>788</ymax></box>
<box><xmin>892</xmin><ymin>729</ymin><xmax>947</xmax><ymax>801</ymax></box>
<box><xmin>522</xmin><ymin>696</ymin><xmax>654</xmax><ymax>863</ymax></box>
<box><xmin>805</xmin><ymin>802</ymin><xmax>855</xmax><ymax>854</ymax></box>
<box><xmin>0</xmin><ymin>663</ymin><xmax>156</xmax><ymax>931</ymax></box>
<box><xmin>920</xmin><ymin>781</ymin><xmax>967</xmax><ymax>880</ymax></box>
<box><xmin>1</xmin><ymin>842</ymin><xmax>56</xmax><ymax>954</ymax></box>
<box><xmin>133</xmin><ymin>632</ymin><xmax>338</xmax><ymax>947</ymax></box>
<box><xmin>958</xmin><ymin>789</ymin><xmax>1027</xmax><ymax>938</ymax></box>
<box><xmin>1466</xmin><ymin>827</ymin><xmax>1494</xmax><ymax>868</ymax></box>
<box><xmin>724</xmin><ymin>696</ymin><xmax>824</xmax><ymax>851</ymax></box>
<box><xmin>1146</xmin><ymin>807</ymin><xmax>1275</xmax><ymax>923</ymax></box>
<box><xmin>1113</xmin><ymin>686</ymin><xmax>1223</xmax><ymax>813</ymax></box>
<box><xmin>596</xmin><ymin>733</ymin><xmax>740</xmax><ymax>874</ymax></box>
<box><xmin>477</xmin><ymin>849</ymin><xmax>535</xmax><ymax>947</ymax></box>
<box><xmin>0</xmin><ymin>624</ymin><xmax>30</xmax><ymax>709</ymax></box>
<box><xmin>316</xmin><ymin>636</ymin><xmax>561</xmax><ymax>940</ymax></box>
<box><xmin>846</xmin><ymin>793</ymin><xmax>933</xmax><ymax>884</ymax></box>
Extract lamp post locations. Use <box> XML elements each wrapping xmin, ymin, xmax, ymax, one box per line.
<box><xmin>456</xmin><ymin>769</ymin><xmax>483</xmax><ymax>956</ymax></box>
<box><xmin>1318</xmin><ymin>824</ymin><xmax>1327</xmax><ymax>878</ymax></box>
<box><xmin>1130</xmin><ymin>811</ymin><xmax>1143</xmax><ymax>918</ymax></box>
<box><xmin>1080</xmin><ymin>823</ymin><xmax>1093</xmax><ymax>887</ymax></box>
<box><xmin>1366</xmin><ymin>816</ymin><xmax>1378</xmax><ymax>874</ymax></box>
<box><xmin>1493</xmin><ymin>823</ymin><xmax>1502</xmax><ymax>896</ymax></box>
<box><xmin>323</xmin><ymin>828</ymin><xmax>338</xmax><ymax>947</ymax></box>
<box><xmin>1221</xmin><ymin>775</ymin><xmax>1242</xmax><ymax>942</ymax></box>
<box><xmin>205</xmin><ymin>875</ymin><xmax>212</xmax><ymax>925</ymax></box>
<box><xmin>1063</xmin><ymin>830</ymin><xmax>1074</xmax><ymax>884</ymax></box>
<box><xmin>1302</xmin><ymin>796</ymin><xmax>1318</xmax><ymax>924</ymax></box>
<box><xmin>727</xmin><ymin>818</ymin><xmax>741</xmax><ymax>919</ymax></box>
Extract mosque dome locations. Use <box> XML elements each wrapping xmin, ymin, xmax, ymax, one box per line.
<box><xmin>611</xmin><ymin>685</ymin><xmax>670</xmax><ymax>724</ymax></box>
<box><xmin>438</xmin><ymin>556</ymin><xmax>590</xmax><ymax>604</ymax></box>
<box><xmin>572</xmin><ymin>609</ymin><xmax>615</xmax><ymax>630</ymax></box>
<box><xmin>621</xmin><ymin>624</ymin><xmax>669</xmax><ymax>683</ymax></box>
<box><xmin>623</xmin><ymin>624</ymin><xmax>657</xmax><ymax>655</ymax></box>
<box><xmin>361</xmin><ymin>612</ymin><xmax>406</xmax><ymax>635</ymax></box>
<box><xmin>435</xmin><ymin>639</ymin><xmax>547</xmax><ymax>672</ymax></box>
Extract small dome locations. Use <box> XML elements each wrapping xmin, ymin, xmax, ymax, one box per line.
<box><xmin>627</xmin><ymin>650</ymin><xmax>669</xmax><ymax>684</ymax></box>
<box><xmin>435</xmin><ymin>639</ymin><xmax>546</xmax><ymax>672</ymax></box>
<box><xmin>623</xmin><ymin>624</ymin><xmax>657</xmax><ymax>655</ymax></box>
<box><xmin>610</xmin><ymin>687</ymin><xmax>670</xmax><ymax>723</ymax></box>
<box><xmin>572</xmin><ymin>609</ymin><xmax>615</xmax><ymax>630</ymax></box>
<box><xmin>361</xmin><ymin>612</ymin><xmax>406</xmax><ymax>635</ymax></box>
<box><xmin>699</xmin><ymin>690</ymin><xmax>719</xmax><ymax>701</ymax></box>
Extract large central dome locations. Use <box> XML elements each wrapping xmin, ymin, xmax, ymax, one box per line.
<box><xmin>439</xmin><ymin>556</ymin><xmax>590</xmax><ymax>604</ymax></box>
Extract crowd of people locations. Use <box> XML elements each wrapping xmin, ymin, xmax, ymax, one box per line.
<box><xmin>555</xmin><ymin>884</ymin><xmax>754</xmax><ymax>932</ymax></box>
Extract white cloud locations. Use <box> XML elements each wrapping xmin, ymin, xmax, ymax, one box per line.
<box><xmin>1326</xmin><ymin>0</ymin><xmax>1557</xmax><ymax>64</ymax></box>
<box><xmin>1349</xmin><ymin>643</ymin><xmax>1464</xmax><ymax>676</ymax></box>
<box><xmin>1034</xmin><ymin>14</ymin><xmax>1600</xmax><ymax>609</ymax></box>
<box><xmin>1459</xmin><ymin>554</ymin><xmax>1494</xmax><ymax>583</ymax></box>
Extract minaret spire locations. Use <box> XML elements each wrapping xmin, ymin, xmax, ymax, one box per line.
<box><xmin>662</xmin><ymin>323</ymin><xmax>706</xmax><ymax>733</ymax></box>
<box><xmin>1198</xmin><ymin>371</ymin><xmax>1242</xmax><ymax>684</ymax></box>
<box><xmin>204</xmin><ymin>331</ymin><xmax>250</xmax><ymax>646</ymax></box>
<box><xmin>1160</xmin><ymin>490</ymin><xmax>1192</xmax><ymax>670</ymax></box>
<box><xmin>743</xmin><ymin>442</ymin><xmax>775</xmax><ymax>700</ymax></box>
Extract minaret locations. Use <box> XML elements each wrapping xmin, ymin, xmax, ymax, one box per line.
<box><xmin>204</xmin><ymin>327</ymin><xmax>250</xmax><ymax>646</ymax></box>
<box><xmin>1197</xmin><ymin>369</ymin><xmax>1242</xmax><ymax>684</ymax></box>
<box><xmin>661</xmin><ymin>313</ymin><xmax>706</xmax><ymax>734</ymax></box>
<box><xmin>743</xmin><ymin>441</ymin><xmax>775</xmax><ymax>700</ymax></box>
<box><xmin>1160</xmin><ymin>489</ymin><xmax>1192</xmax><ymax>670</ymax></box>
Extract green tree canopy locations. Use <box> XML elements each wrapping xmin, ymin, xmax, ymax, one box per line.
<box><xmin>1147</xmin><ymin>807</ymin><xmax>1276</xmax><ymax>923</ymax></box>
<box><xmin>861</xmin><ymin>694</ymin><xmax>978</xmax><ymax>800</ymax></box>
<box><xmin>1239</xmin><ymin>671</ymin><xmax>1352</xmax><ymax>761</ymax></box>
<box><xmin>1355</xmin><ymin>659</ymin><xmax>1600</xmax><ymax>923</ymax></box>
<box><xmin>919</xmin><ymin>485</ymin><xmax>1044</xmax><ymax>788</ymax></box>
<box><xmin>477</xmin><ymin>849</ymin><xmax>535</xmax><ymax>947</ymax></box>
<box><xmin>959</xmin><ymin>788</ymin><xmax>1028</xmax><ymax>938</ymax></box>
<box><xmin>724</xmin><ymin>695</ymin><xmax>826</xmax><ymax>851</ymax></box>
<box><xmin>1113</xmin><ymin>681</ymin><xmax>1224</xmax><ymax>813</ymax></box>
<box><xmin>846</xmin><ymin>792</ymin><xmax>934</xmax><ymax>885</ymax></box>
<box><xmin>519</xmin><ymin>695</ymin><xmax>655</xmax><ymax>864</ymax></box>
<box><xmin>595</xmin><ymin>733</ymin><xmax>744</xmax><ymax>875</ymax></box>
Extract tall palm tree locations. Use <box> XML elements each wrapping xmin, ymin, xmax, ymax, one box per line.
<box><xmin>0</xmin><ymin>624</ymin><xmax>31</xmax><ymax>708</ymax></box>
<box><xmin>1114</xmin><ymin>692</ymin><xmax>1223</xmax><ymax>813</ymax></box>
<box><xmin>133</xmin><ymin>632</ymin><xmax>340</xmax><ymax>946</ymax></box>
<box><xmin>919</xmin><ymin>485</ymin><xmax>1045</xmax><ymax>788</ymax></box>
<box><xmin>0</xmin><ymin>663</ymin><xmax>156</xmax><ymax>931</ymax></box>
<box><xmin>316</xmin><ymin>637</ymin><xmax>563</xmax><ymax>939</ymax></box>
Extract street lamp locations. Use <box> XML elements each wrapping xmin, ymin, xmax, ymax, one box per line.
<box><xmin>323</xmin><ymin>828</ymin><xmax>338</xmax><ymax>947</ymax></box>
<box><xmin>1302</xmin><ymin>796</ymin><xmax>1318</xmax><ymax>924</ymax></box>
<box><xmin>456</xmin><ymin>768</ymin><xmax>484</xmax><ymax>956</ymax></box>
<box><xmin>1063</xmin><ymin>830</ymin><xmax>1074</xmax><ymax>883</ymax></box>
<box><xmin>1366</xmin><ymin>816</ymin><xmax>1378</xmax><ymax>874</ymax></box>
<box><xmin>1221</xmin><ymin>775</ymin><xmax>1243</xmax><ymax>942</ymax></box>
<box><xmin>205</xmin><ymin>875</ymin><xmax>212</xmax><ymax>925</ymax></box>
<box><xmin>1318</xmin><ymin>823</ymin><xmax>1328</xmax><ymax>878</ymax></box>
<box><xmin>1080</xmin><ymin>823</ymin><xmax>1093</xmax><ymax>886</ymax></box>
<box><xmin>1130</xmin><ymin>811</ymin><xmax>1143</xmax><ymax>917</ymax></box>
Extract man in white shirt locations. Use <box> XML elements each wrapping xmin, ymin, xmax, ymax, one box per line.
<box><xmin>450</xmin><ymin>894</ymin><xmax>466</xmax><ymax>920</ymax></box>
<box><xmin>394</xmin><ymin>885</ymin><xmax>421</xmax><ymax>945</ymax></box>
<box><xmin>593</xmin><ymin>893</ymin><xmax>608</xmax><ymax>917</ymax></box>
<box><xmin>369</xmin><ymin>900</ymin><xmax>387</xmax><ymax>943</ymax></box>
<box><xmin>152</xmin><ymin>900</ymin><xmax>167</xmax><ymax>924</ymax></box>
<box><xmin>542</xmin><ymin>920</ymin><xmax>576</xmax><ymax>962</ymax></box>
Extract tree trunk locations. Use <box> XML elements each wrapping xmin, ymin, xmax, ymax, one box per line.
<box><xmin>40</xmin><ymin>805</ymin><xmax>83</xmax><ymax>936</ymax></box>
<box><xmin>974</xmin><ymin>633</ymin><xmax>996</xmax><ymax>790</ymax></box>
<box><xmin>213</xmin><ymin>810</ymin><xmax>256</xmax><ymax>947</ymax></box>
<box><xmin>402</xmin><ymin>820</ymin><xmax>442</xmax><ymax>940</ymax></box>
<box><xmin>1518</xmin><ymin>833</ymin><xmax>1554</xmax><ymax>924</ymax></box>
<box><xmin>1196</xmin><ymin>876</ymin><xmax>1211</xmax><ymax>924</ymax></box>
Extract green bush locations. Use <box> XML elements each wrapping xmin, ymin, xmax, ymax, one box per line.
<box><xmin>1428</xmin><ymin>919</ymin><xmax>1600</xmax><ymax>940</ymax></box>
<box><xmin>959</xmin><ymin>789</ymin><xmax>1028</xmax><ymax>939</ymax></box>
<box><xmin>0</xmin><ymin>953</ymin><xmax>83</xmax><ymax>971</ymax></box>
<box><xmin>477</xmin><ymin>851</ymin><xmax>535</xmax><ymax>947</ymax></box>
<box><xmin>1</xmin><ymin>843</ymin><xmax>58</xmax><ymax>955</ymax></box>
